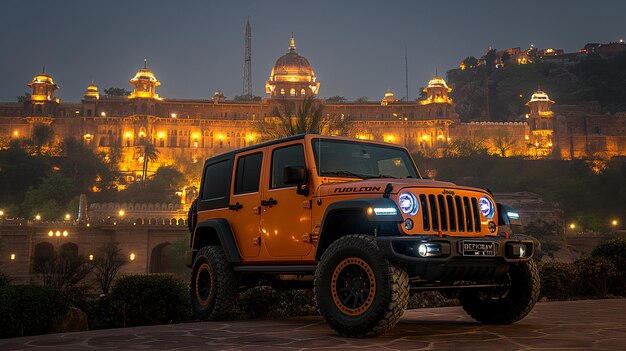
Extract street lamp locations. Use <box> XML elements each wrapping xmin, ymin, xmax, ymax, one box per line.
<box><xmin>35</xmin><ymin>214</ymin><xmax>41</xmax><ymax>221</ymax></box>
<box><xmin>0</xmin><ymin>210</ymin><xmax>4</xmax><ymax>216</ymax></box>
<box><xmin>569</xmin><ymin>223</ymin><xmax>576</xmax><ymax>230</ymax></box>
<box><xmin>118</xmin><ymin>210</ymin><xmax>125</xmax><ymax>217</ymax></box>
<box><xmin>129</xmin><ymin>253</ymin><xmax>136</xmax><ymax>261</ymax></box>
<box><xmin>65</xmin><ymin>214</ymin><xmax>71</xmax><ymax>221</ymax></box>
<box><xmin>611</xmin><ymin>219</ymin><xmax>618</xmax><ymax>227</ymax></box>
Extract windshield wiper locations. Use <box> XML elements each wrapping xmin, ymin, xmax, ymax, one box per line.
<box><xmin>374</xmin><ymin>174</ymin><xmax>398</xmax><ymax>179</ymax></box>
<box><xmin>323</xmin><ymin>171</ymin><xmax>367</xmax><ymax>179</ymax></box>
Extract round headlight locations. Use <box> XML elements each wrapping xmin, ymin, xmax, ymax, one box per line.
<box><xmin>398</xmin><ymin>192</ymin><xmax>419</xmax><ymax>215</ymax></box>
<box><xmin>479</xmin><ymin>196</ymin><xmax>495</xmax><ymax>219</ymax></box>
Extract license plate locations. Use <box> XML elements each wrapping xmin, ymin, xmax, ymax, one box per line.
<box><xmin>462</xmin><ymin>241</ymin><xmax>495</xmax><ymax>256</ymax></box>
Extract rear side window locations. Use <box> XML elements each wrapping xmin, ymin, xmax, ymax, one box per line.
<box><xmin>234</xmin><ymin>152</ymin><xmax>263</xmax><ymax>194</ymax></box>
<box><xmin>271</xmin><ymin>144</ymin><xmax>305</xmax><ymax>189</ymax></box>
<box><xmin>200</xmin><ymin>159</ymin><xmax>232</xmax><ymax>210</ymax></box>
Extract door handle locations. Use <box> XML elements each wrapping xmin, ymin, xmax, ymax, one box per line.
<box><xmin>260</xmin><ymin>198</ymin><xmax>278</xmax><ymax>207</ymax></box>
<box><xmin>228</xmin><ymin>202</ymin><xmax>243</xmax><ymax>211</ymax></box>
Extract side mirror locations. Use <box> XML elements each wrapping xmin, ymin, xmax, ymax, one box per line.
<box><xmin>283</xmin><ymin>166</ymin><xmax>309</xmax><ymax>196</ymax></box>
<box><xmin>497</xmin><ymin>203</ymin><xmax>522</xmax><ymax>226</ymax></box>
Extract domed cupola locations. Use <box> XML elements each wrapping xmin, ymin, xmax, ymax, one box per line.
<box><xmin>265</xmin><ymin>34</ymin><xmax>320</xmax><ymax>98</ymax></box>
<box><xmin>84</xmin><ymin>82</ymin><xmax>99</xmax><ymax>100</ymax></box>
<box><xmin>422</xmin><ymin>77</ymin><xmax>452</xmax><ymax>104</ymax></box>
<box><xmin>129</xmin><ymin>59</ymin><xmax>161</xmax><ymax>99</ymax></box>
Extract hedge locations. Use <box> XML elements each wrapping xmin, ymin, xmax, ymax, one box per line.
<box><xmin>0</xmin><ymin>285</ymin><xmax>69</xmax><ymax>338</ymax></box>
<box><xmin>96</xmin><ymin>275</ymin><xmax>190</xmax><ymax>328</ymax></box>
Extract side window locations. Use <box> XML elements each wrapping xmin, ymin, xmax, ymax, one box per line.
<box><xmin>200</xmin><ymin>159</ymin><xmax>232</xmax><ymax>209</ymax></box>
<box><xmin>271</xmin><ymin>144</ymin><xmax>305</xmax><ymax>189</ymax></box>
<box><xmin>234</xmin><ymin>152</ymin><xmax>263</xmax><ymax>194</ymax></box>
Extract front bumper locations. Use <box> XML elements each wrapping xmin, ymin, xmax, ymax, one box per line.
<box><xmin>377</xmin><ymin>234</ymin><xmax>534</xmax><ymax>281</ymax></box>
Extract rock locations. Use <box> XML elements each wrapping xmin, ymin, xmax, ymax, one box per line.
<box><xmin>52</xmin><ymin>307</ymin><xmax>89</xmax><ymax>333</ymax></box>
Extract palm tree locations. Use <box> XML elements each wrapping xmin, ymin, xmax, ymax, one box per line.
<box><xmin>256</xmin><ymin>95</ymin><xmax>352</xmax><ymax>141</ymax></box>
<box><xmin>137</xmin><ymin>140</ymin><xmax>159</xmax><ymax>185</ymax></box>
<box><xmin>31</xmin><ymin>124</ymin><xmax>55</xmax><ymax>155</ymax></box>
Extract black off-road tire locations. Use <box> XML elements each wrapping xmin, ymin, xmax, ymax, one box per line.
<box><xmin>314</xmin><ymin>234</ymin><xmax>409</xmax><ymax>338</ymax></box>
<box><xmin>190</xmin><ymin>246</ymin><xmax>238</xmax><ymax>320</ymax></box>
<box><xmin>459</xmin><ymin>259</ymin><xmax>540</xmax><ymax>324</ymax></box>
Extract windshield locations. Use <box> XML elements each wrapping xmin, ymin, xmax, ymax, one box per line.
<box><xmin>312</xmin><ymin>139</ymin><xmax>421</xmax><ymax>179</ymax></box>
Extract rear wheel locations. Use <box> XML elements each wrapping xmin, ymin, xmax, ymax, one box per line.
<box><xmin>459</xmin><ymin>260</ymin><xmax>540</xmax><ymax>324</ymax></box>
<box><xmin>190</xmin><ymin>246</ymin><xmax>237</xmax><ymax>320</ymax></box>
<box><xmin>314</xmin><ymin>234</ymin><xmax>409</xmax><ymax>337</ymax></box>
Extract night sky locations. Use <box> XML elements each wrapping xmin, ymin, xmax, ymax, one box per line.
<box><xmin>0</xmin><ymin>0</ymin><xmax>624</xmax><ymax>102</ymax></box>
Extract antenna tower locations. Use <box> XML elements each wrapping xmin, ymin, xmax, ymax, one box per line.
<box><xmin>405</xmin><ymin>46</ymin><xmax>409</xmax><ymax>101</ymax></box>
<box><xmin>243</xmin><ymin>18</ymin><xmax>252</xmax><ymax>98</ymax></box>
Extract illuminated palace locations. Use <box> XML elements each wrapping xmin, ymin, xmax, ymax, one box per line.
<box><xmin>2</xmin><ymin>36</ymin><xmax>626</xmax><ymax>184</ymax></box>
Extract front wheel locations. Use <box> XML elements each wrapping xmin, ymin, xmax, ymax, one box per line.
<box><xmin>190</xmin><ymin>246</ymin><xmax>237</xmax><ymax>320</ymax></box>
<box><xmin>459</xmin><ymin>259</ymin><xmax>540</xmax><ymax>324</ymax></box>
<box><xmin>314</xmin><ymin>234</ymin><xmax>409</xmax><ymax>337</ymax></box>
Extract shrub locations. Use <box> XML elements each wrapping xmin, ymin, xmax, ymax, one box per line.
<box><xmin>105</xmin><ymin>275</ymin><xmax>190</xmax><ymax>327</ymax></box>
<box><xmin>592</xmin><ymin>238</ymin><xmax>626</xmax><ymax>272</ymax></box>
<box><xmin>575</xmin><ymin>257</ymin><xmax>619</xmax><ymax>297</ymax></box>
<box><xmin>538</xmin><ymin>261</ymin><xmax>580</xmax><ymax>300</ymax></box>
<box><xmin>0</xmin><ymin>285</ymin><xmax>69</xmax><ymax>338</ymax></box>
<box><xmin>0</xmin><ymin>271</ymin><xmax>10</xmax><ymax>287</ymax></box>
<box><xmin>235</xmin><ymin>287</ymin><xmax>318</xmax><ymax>318</ymax></box>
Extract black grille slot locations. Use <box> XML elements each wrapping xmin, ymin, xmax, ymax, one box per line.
<box><xmin>455</xmin><ymin>196</ymin><xmax>465</xmax><ymax>231</ymax></box>
<box><xmin>420</xmin><ymin>194</ymin><xmax>430</xmax><ymax>231</ymax></box>
<box><xmin>437</xmin><ymin>194</ymin><xmax>448</xmax><ymax>231</ymax></box>
<box><xmin>446</xmin><ymin>195</ymin><xmax>456</xmax><ymax>232</ymax></box>
<box><xmin>463</xmin><ymin>196</ymin><xmax>473</xmax><ymax>232</ymax></box>
<box><xmin>428</xmin><ymin>194</ymin><xmax>439</xmax><ymax>231</ymax></box>
<box><xmin>471</xmin><ymin>197</ymin><xmax>481</xmax><ymax>232</ymax></box>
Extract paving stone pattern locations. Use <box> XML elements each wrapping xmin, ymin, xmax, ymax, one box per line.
<box><xmin>1</xmin><ymin>299</ymin><xmax>625</xmax><ymax>350</ymax></box>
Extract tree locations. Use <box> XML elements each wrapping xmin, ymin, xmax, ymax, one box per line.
<box><xmin>92</xmin><ymin>242</ymin><xmax>128</xmax><ymax>295</ymax></box>
<box><xmin>325</xmin><ymin>96</ymin><xmax>347</xmax><ymax>103</ymax></box>
<box><xmin>233</xmin><ymin>94</ymin><xmax>261</xmax><ymax>101</ymax></box>
<box><xmin>462</xmin><ymin>56</ymin><xmax>479</xmax><ymax>70</ymax></box>
<box><xmin>501</xmin><ymin>52</ymin><xmax>511</xmax><ymax>67</ymax></box>
<box><xmin>445</xmin><ymin>137</ymin><xmax>489</xmax><ymax>157</ymax></box>
<box><xmin>483</xmin><ymin>48</ymin><xmax>497</xmax><ymax>121</ymax></box>
<box><xmin>31</xmin><ymin>124</ymin><xmax>55</xmax><ymax>156</ymax></box>
<box><xmin>355</xmin><ymin>96</ymin><xmax>369</xmax><ymax>103</ymax></box>
<box><xmin>17</xmin><ymin>92</ymin><xmax>31</xmax><ymax>103</ymax></box>
<box><xmin>256</xmin><ymin>95</ymin><xmax>323</xmax><ymax>140</ymax></box>
<box><xmin>103</xmin><ymin>87</ymin><xmax>131</xmax><ymax>97</ymax></box>
<box><xmin>21</xmin><ymin>173</ymin><xmax>76</xmax><ymax>219</ymax></box>
<box><xmin>491</xmin><ymin>131</ymin><xmax>517</xmax><ymax>157</ymax></box>
<box><xmin>60</xmin><ymin>137</ymin><xmax>115</xmax><ymax>193</ymax></box>
<box><xmin>136</xmin><ymin>140</ymin><xmax>159</xmax><ymax>185</ymax></box>
<box><xmin>33</xmin><ymin>247</ymin><xmax>93</xmax><ymax>290</ymax></box>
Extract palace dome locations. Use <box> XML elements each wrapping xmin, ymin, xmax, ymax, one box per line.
<box><xmin>529</xmin><ymin>90</ymin><xmax>553</xmax><ymax>103</ymax></box>
<box><xmin>426</xmin><ymin>77</ymin><xmax>451</xmax><ymax>92</ymax></box>
<box><xmin>269</xmin><ymin>35</ymin><xmax>316</xmax><ymax>83</ymax></box>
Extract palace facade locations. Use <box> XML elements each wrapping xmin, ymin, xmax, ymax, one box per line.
<box><xmin>1</xmin><ymin>36</ymin><xmax>626</xmax><ymax>186</ymax></box>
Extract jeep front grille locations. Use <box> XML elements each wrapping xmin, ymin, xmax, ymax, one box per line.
<box><xmin>418</xmin><ymin>194</ymin><xmax>481</xmax><ymax>233</ymax></box>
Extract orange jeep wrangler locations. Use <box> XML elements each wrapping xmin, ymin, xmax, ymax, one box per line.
<box><xmin>186</xmin><ymin>134</ymin><xmax>539</xmax><ymax>337</ymax></box>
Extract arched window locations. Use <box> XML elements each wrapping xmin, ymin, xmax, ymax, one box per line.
<box><xmin>280</xmin><ymin>88</ymin><xmax>285</xmax><ymax>95</ymax></box>
<box><xmin>301</xmin><ymin>88</ymin><xmax>306</xmax><ymax>95</ymax></box>
<box><xmin>290</xmin><ymin>88</ymin><xmax>296</xmax><ymax>96</ymax></box>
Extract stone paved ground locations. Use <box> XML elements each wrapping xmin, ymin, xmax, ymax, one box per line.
<box><xmin>1</xmin><ymin>299</ymin><xmax>625</xmax><ymax>351</ymax></box>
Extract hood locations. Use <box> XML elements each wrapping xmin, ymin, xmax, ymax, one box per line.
<box><xmin>319</xmin><ymin>178</ymin><xmax>490</xmax><ymax>197</ymax></box>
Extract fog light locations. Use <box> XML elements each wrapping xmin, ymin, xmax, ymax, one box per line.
<box><xmin>488</xmin><ymin>221</ymin><xmax>496</xmax><ymax>233</ymax></box>
<box><xmin>417</xmin><ymin>243</ymin><xmax>443</xmax><ymax>257</ymax></box>
<box><xmin>404</xmin><ymin>218</ymin><xmax>414</xmax><ymax>230</ymax></box>
<box><xmin>418</xmin><ymin>244</ymin><xmax>428</xmax><ymax>257</ymax></box>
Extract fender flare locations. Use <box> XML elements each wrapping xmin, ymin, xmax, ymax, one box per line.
<box><xmin>315</xmin><ymin>198</ymin><xmax>403</xmax><ymax>260</ymax></box>
<box><xmin>192</xmin><ymin>218</ymin><xmax>241</xmax><ymax>263</ymax></box>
